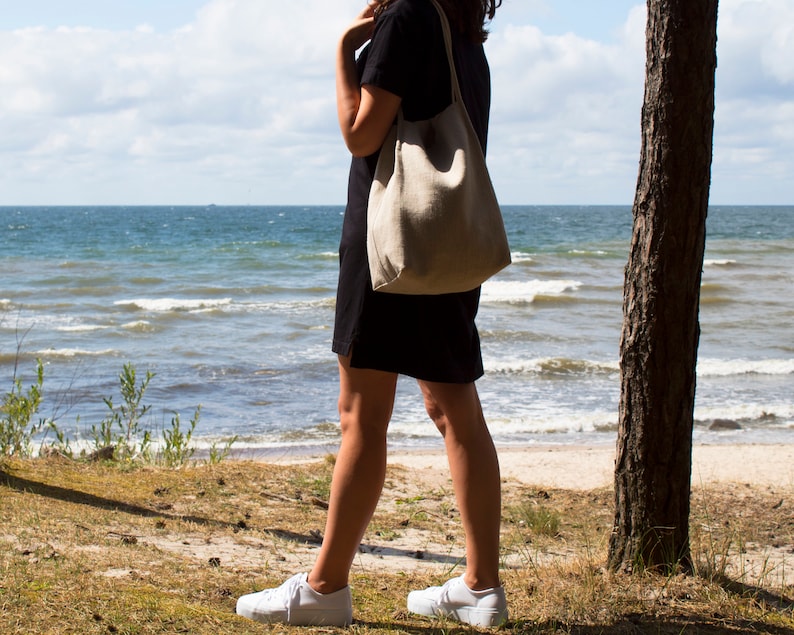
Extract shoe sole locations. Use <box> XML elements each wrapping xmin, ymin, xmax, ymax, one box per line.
<box><xmin>407</xmin><ymin>594</ymin><xmax>506</xmax><ymax>627</ymax></box>
<box><xmin>236</xmin><ymin>603</ymin><xmax>351</xmax><ymax>626</ymax></box>
<box><xmin>235</xmin><ymin>602</ymin><xmax>353</xmax><ymax>626</ymax></box>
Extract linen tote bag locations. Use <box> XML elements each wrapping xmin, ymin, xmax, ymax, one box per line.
<box><xmin>366</xmin><ymin>0</ymin><xmax>511</xmax><ymax>295</ymax></box>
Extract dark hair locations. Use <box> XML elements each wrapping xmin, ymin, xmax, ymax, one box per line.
<box><xmin>375</xmin><ymin>0</ymin><xmax>501</xmax><ymax>42</ymax></box>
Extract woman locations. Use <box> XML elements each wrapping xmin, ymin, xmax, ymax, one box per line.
<box><xmin>236</xmin><ymin>0</ymin><xmax>506</xmax><ymax>626</ymax></box>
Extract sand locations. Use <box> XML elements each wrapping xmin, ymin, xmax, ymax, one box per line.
<box><xmin>269</xmin><ymin>442</ymin><xmax>794</xmax><ymax>491</ymax></box>
<box><xmin>394</xmin><ymin>443</ymin><xmax>794</xmax><ymax>490</ymax></box>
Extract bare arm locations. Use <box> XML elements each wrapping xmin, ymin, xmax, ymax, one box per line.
<box><xmin>336</xmin><ymin>3</ymin><xmax>402</xmax><ymax>158</ymax></box>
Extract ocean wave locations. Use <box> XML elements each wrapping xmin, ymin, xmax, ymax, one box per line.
<box><xmin>485</xmin><ymin>356</ymin><xmax>619</xmax><ymax>377</ymax></box>
<box><xmin>34</xmin><ymin>347</ymin><xmax>118</xmax><ymax>359</ymax></box>
<box><xmin>122</xmin><ymin>320</ymin><xmax>155</xmax><ymax>332</ymax></box>
<box><xmin>694</xmin><ymin>403</ymin><xmax>794</xmax><ymax>427</ymax></box>
<box><xmin>297</xmin><ymin>251</ymin><xmax>338</xmax><ymax>261</ymax></box>
<box><xmin>0</xmin><ymin>352</ymin><xmax>25</xmax><ymax>364</ymax></box>
<box><xmin>700</xmin><ymin>295</ymin><xmax>734</xmax><ymax>305</ymax></box>
<box><xmin>568</xmin><ymin>249</ymin><xmax>609</xmax><ymax>257</ymax></box>
<box><xmin>56</xmin><ymin>324</ymin><xmax>110</xmax><ymax>333</ymax></box>
<box><xmin>391</xmin><ymin>409</ymin><xmax>619</xmax><ymax>439</ymax></box>
<box><xmin>485</xmin><ymin>356</ymin><xmax>793</xmax><ymax>378</ymax></box>
<box><xmin>114</xmin><ymin>297</ymin><xmax>232</xmax><ymax>312</ymax></box>
<box><xmin>244</xmin><ymin>298</ymin><xmax>336</xmax><ymax>313</ymax></box>
<box><xmin>481</xmin><ymin>279</ymin><xmax>582</xmax><ymax>304</ymax></box>
<box><xmin>704</xmin><ymin>259</ymin><xmax>738</xmax><ymax>267</ymax></box>
<box><xmin>510</xmin><ymin>251</ymin><xmax>534</xmax><ymax>264</ymax></box>
<box><xmin>698</xmin><ymin>358</ymin><xmax>794</xmax><ymax>377</ymax></box>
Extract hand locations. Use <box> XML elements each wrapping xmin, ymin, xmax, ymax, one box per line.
<box><xmin>341</xmin><ymin>1</ymin><xmax>381</xmax><ymax>51</ymax></box>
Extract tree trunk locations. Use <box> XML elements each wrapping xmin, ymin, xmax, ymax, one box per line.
<box><xmin>608</xmin><ymin>0</ymin><xmax>718</xmax><ymax>573</ymax></box>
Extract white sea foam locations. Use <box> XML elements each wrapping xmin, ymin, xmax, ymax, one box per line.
<box><xmin>481</xmin><ymin>279</ymin><xmax>582</xmax><ymax>304</ymax></box>
<box><xmin>510</xmin><ymin>251</ymin><xmax>534</xmax><ymax>264</ymax></box>
<box><xmin>486</xmin><ymin>356</ymin><xmax>793</xmax><ymax>379</ymax></box>
<box><xmin>114</xmin><ymin>298</ymin><xmax>232</xmax><ymax>312</ymax></box>
<box><xmin>485</xmin><ymin>356</ymin><xmax>619</xmax><ymax>376</ymax></box>
<box><xmin>56</xmin><ymin>324</ymin><xmax>109</xmax><ymax>333</ymax></box>
<box><xmin>122</xmin><ymin>320</ymin><xmax>154</xmax><ymax>331</ymax></box>
<box><xmin>34</xmin><ymin>347</ymin><xmax>117</xmax><ymax>358</ymax></box>
<box><xmin>698</xmin><ymin>358</ymin><xmax>794</xmax><ymax>377</ymax></box>
<box><xmin>694</xmin><ymin>402</ymin><xmax>794</xmax><ymax>425</ymax></box>
<box><xmin>391</xmin><ymin>407</ymin><xmax>619</xmax><ymax>439</ymax></box>
<box><xmin>704</xmin><ymin>259</ymin><xmax>738</xmax><ymax>267</ymax></box>
<box><xmin>240</xmin><ymin>298</ymin><xmax>336</xmax><ymax>314</ymax></box>
<box><xmin>569</xmin><ymin>249</ymin><xmax>608</xmax><ymax>256</ymax></box>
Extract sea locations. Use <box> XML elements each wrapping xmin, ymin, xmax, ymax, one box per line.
<box><xmin>1</xmin><ymin>205</ymin><xmax>792</xmax><ymax>457</ymax></box>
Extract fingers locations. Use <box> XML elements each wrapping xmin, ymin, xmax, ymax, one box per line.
<box><xmin>360</xmin><ymin>0</ymin><xmax>384</xmax><ymax>20</ymax></box>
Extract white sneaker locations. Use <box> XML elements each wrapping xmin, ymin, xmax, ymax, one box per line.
<box><xmin>236</xmin><ymin>572</ymin><xmax>352</xmax><ymax>626</ymax></box>
<box><xmin>407</xmin><ymin>575</ymin><xmax>508</xmax><ymax>627</ymax></box>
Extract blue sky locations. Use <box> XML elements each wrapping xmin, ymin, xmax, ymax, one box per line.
<box><xmin>0</xmin><ymin>0</ymin><xmax>791</xmax><ymax>205</ymax></box>
<box><xmin>0</xmin><ymin>1</ymin><xmax>640</xmax><ymax>39</ymax></box>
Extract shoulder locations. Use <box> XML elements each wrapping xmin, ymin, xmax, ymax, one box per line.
<box><xmin>390</xmin><ymin>0</ymin><xmax>436</xmax><ymax>17</ymax></box>
<box><xmin>373</xmin><ymin>0</ymin><xmax>438</xmax><ymax>40</ymax></box>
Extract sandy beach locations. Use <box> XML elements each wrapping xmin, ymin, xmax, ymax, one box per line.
<box><xmin>269</xmin><ymin>442</ymin><xmax>794</xmax><ymax>491</ymax></box>
<box><xmin>225</xmin><ymin>441</ymin><xmax>794</xmax><ymax>590</ymax></box>
<box><xmin>388</xmin><ymin>443</ymin><xmax>794</xmax><ymax>490</ymax></box>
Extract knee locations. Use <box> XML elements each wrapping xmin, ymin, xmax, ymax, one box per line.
<box><xmin>423</xmin><ymin>394</ymin><xmax>448</xmax><ymax>435</ymax></box>
<box><xmin>337</xmin><ymin>398</ymin><xmax>391</xmax><ymax>443</ymax></box>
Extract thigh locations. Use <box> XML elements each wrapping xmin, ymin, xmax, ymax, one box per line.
<box><xmin>337</xmin><ymin>354</ymin><xmax>399</xmax><ymax>431</ymax></box>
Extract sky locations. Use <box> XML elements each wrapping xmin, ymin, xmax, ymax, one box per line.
<box><xmin>0</xmin><ymin>0</ymin><xmax>791</xmax><ymax>206</ymax></box>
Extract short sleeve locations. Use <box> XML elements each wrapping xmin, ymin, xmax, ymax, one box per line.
<box><xmin>359</xmin><ymin>3</ymin><xmax>430</xmax><ymax>98</ymax></box>
<box><xmin>354</xmin><ymin>0</ymin><xmax>487</xmax><ymax>135</ymax></box>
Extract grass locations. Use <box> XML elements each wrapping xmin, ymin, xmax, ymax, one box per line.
<box><xmin>1</xmin><ymin>455</ymin><xmax>792</xmax><ymax>634</ymax></box>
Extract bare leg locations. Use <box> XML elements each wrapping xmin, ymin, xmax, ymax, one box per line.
<box><xmin>308</xmin><ymin>354</ymin><xmax>398</xmax><ymax>594</ymax></box>
<box><xmin>417</xmin><ymin>380</ymin><xmax>502</xmax><ymax>590</ymax></box>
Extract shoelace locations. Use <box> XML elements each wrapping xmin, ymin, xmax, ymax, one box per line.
<box><xmin>262</xmin><ymin>573</ymin><xmax>305</xmax><ymax>620</ymax></box>
<box><xmin>436</xmin><ymin>577</ymin><xmax>461</xmax><ymax>607</ymax></box>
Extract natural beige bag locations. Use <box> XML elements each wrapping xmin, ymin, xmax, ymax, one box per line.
<box><xmin>366</xmin><ymin>0</ymin><xmax>511</xmax><ymax>295</ymax></box>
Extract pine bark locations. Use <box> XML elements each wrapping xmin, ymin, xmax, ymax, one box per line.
<box><xmin>608</xmin><ymin>0</ymin><xmax>718</xmax><ymax>573</ymax></box>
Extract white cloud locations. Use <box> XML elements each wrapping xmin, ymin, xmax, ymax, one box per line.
<box><xmin>485</xmin><ymin>5</ymin><xmax>646</xmax><ymax>202</ymax></box>
<box><xmin>718</xmin><ymin>0</ymin><xmax>794</xmax><ymax>89</ymax></box>
<box><xmin>0</xmin><ymin>1</ymin><xmax>354</xmax><ymax>203</ymax></box>
<box><xmin>712</xmin><ymin>0</ymin><xmax>794</xmax><ymax>202</ymax></box>
<box><xmin>0</xmin><ymin>0</ymin><xmax>791</xmax><ymax>205</ymax></box>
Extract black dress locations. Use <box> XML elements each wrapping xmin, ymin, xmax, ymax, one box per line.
<box><xmin>332</xmin><ymin>0</ymin><xmax>492</xmax><ymax>384</ymax></box>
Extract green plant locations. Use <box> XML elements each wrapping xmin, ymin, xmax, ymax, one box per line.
<box><xmin>290</xmin><ymin>467</ymin><xmax>333</xmax><ymax>500</ymax></box>
<box><xmin>43</xmin><ymin>418</ymin><xmax>76</xmax><ymax>459</ymax></box>
<box><xmin>506</xmin><ymin>502</ymin><xmax>561</xmax><ymax>538</ymax></box>
<box><xmin>91</xmin><ymin>362</ymin><xmax>154</xmax><ymax>460</ymax></box>
<box><xmin>208</xmin><ymin>435</ymin><xmax>238</xmax><ymax>465</ymax></box>
<box><xmin>160</xmin><ymin>406</ymin><xmax>200</xmax><ymax>467</ymax></box>
<box><xmin>0</xmin><ymin>359</ymin><xmax>47</xmax><ymax>457</ymax></box>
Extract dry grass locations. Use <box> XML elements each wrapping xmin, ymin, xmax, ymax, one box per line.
<box><xmin>1</xmin><ymin>455</ymin><xmax>792</xmax><ymax>634</ymax></box>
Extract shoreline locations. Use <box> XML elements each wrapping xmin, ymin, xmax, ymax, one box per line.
<box><xmin>259</xmin><ymin>442</ymin><xmax>794</xmax><ymax>491</ymax></box>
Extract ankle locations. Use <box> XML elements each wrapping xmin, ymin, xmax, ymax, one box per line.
<box><xmin>463</xmin><ymin>573</ymin><xmax>501</xmax><ymax>591</ymax></box>
<box><xmin>307</xmin><ymin>572</ymin><xmax>348</xmax><ymax>595</ymax></box>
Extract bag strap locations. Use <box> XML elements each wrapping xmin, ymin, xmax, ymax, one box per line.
<box><xmin>428</xmin><ymin>0</ymin><xmax>462</xmax><ymax>104</ymax></box>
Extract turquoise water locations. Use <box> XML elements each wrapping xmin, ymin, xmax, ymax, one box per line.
<box><xmin>1</xmin><ymin>205</ymin><xmax>792</xmax><ymax>454</ymax></box>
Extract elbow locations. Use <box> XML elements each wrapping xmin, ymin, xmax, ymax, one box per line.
<box><xmin>344</xmin><ymin>133</ymin><xmax>382</xmax><ymax>159</ymax></box>
<box><xmin>342</xmin><ymin>117</ymin><xmax>394</xmax><ymax>158</ymax></box>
